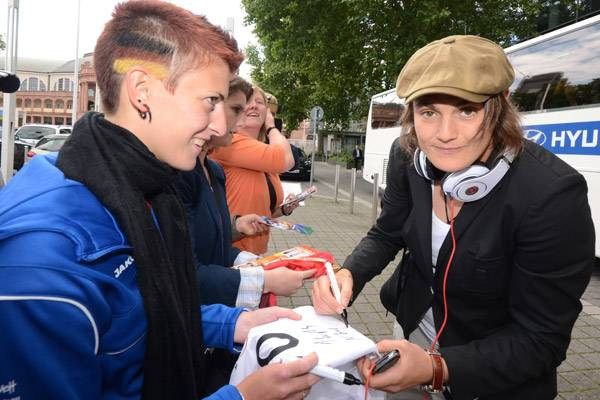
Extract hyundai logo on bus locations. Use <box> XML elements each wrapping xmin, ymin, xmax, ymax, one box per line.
<box><xmin>523</xmin><ymin>129</ymin><xmax>547</xmax><ymax>146</ymax></box>
<box><xmin>522</xmin><ymin>121</ymin><xmax>600</xmax><ymax>155</ymax></box>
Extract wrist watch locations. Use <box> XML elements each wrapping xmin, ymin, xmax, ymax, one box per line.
<box><xmin>421</xmin><ymin>349</ymin><xmax>445</xmax><ymax>393</ymax></box>
<box><xmin>280</xmin><ymin>204</ymin><xmax>292</xmax><ymax>216</ymax></box>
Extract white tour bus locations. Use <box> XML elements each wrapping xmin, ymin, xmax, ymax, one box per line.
<box><xmin>364</xmin><ymin>14</ymin><xmax>600</xmax><ymax>257</ymax></box>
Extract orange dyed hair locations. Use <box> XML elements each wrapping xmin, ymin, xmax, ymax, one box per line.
<box><xmin>94</xmin><ymin>0</ymin><xmax>244</xmax><ymax>114</ymax></box>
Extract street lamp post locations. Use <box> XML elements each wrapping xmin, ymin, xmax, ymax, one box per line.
<box><xmin>309</xmin><ymin>106</ymin><xmax>323</xmax><ymax>187</ymax></box>
<box><xmin>1</xmin><ymin>0</ymin><xmax>20</xmax><ymax>185</ymax></box>
<box><xmin>72</xmin><ymin>0</ymin><xmax>81</xmax><ymax>124</ymax></box>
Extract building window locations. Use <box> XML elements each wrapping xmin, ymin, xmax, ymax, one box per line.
<box><xmin>24</xmin><ymin>99</ymin><xmax>32</xmax><ymax>108</ymax></box>
<box><xmin>33</xmin><ymin>116</ymin><xmax>42</xmax><ymax>123</ymax></box>
<box><xmin>44</xmin><ymin>99</ymin><xmax>53</xmax><ymax>109</ymax></box>
<box><xmin>28</xmin><ymin>77</ymin><xmax>38</xmax><ymax>91</ymax></box>
<box><xmin>16</xmin><ymin>99</ymin><xmax>22</xmax><ymax>107</ymax></box>
<box><xmin>66</xmin><ymin>117</ymin><xmax>72</xmax><ymax>125</ymax></box>
<box><xmin>67</xmin><ymin>100</ymin><xmax>73</xmax><ymax>109</ymax></box>
<box><xmin>21</xmin><ymin>77</ymin><xmax>47</xmax><ymax>91</ymax></box>
<box><xmin>43</xmin><ymin>117</ymin><xmax>52</xmax><ymax>124</ymax></box>
<box><xmin>55</xmin><ymin>100</ymin><xmax>64</xmax><ymax>110</ymax></box>
<box><xmin>33</xmin><ymin>99</ymin><xmax>42</xmax><ymax>108</ymax></box>
<box><xmin>55</xmin><ymin>117</ymin><xmax>64</xmax><ymax>125</ymax></box>
<box><xmin>54</xmin><ymin>78</ymin><xmax>73</xmax><ymax>92</ymax></box>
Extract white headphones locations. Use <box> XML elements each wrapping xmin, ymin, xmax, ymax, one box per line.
<box><xmin>413</xmin><ymin>148</ymin><xmax>515</xmax><ymax>202</ymax></box>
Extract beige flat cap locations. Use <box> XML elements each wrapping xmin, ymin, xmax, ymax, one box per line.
<box><xmin>396</xmin><ymin>35</ymin><xmax>514</xmax><ymax>103</ymax></box>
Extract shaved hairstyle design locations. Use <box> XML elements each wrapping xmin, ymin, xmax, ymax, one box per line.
<box><xmin>94</xmin><ymin>0</ymin><xmax>244</xmax><ymax>114</ymax></box>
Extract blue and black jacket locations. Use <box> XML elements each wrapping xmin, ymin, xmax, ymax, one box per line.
<box><xmin>0</xmin><ymin>154</ymin><xmax>244</xmax><ymax>400</ymax></box>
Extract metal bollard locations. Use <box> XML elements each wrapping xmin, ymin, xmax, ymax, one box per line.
<box><xmin>349</xmin><ymin>167</ymin><xmax>356</xmax><ymax>214</ymax></box>
<box><xmin>371</xmin><ymin>173</ymin><xmax>379</xmax><ymax>224</ymax></box>
<box><xmin>334</xmin><ymin>164</ymin><xmax>340</xmax><ymax>203</ymax></box>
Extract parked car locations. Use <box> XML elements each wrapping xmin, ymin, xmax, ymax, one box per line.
<box><xmin>15</xmin><ymin>124</ymin><xmax>71</xmax><ymax>147</ymax></box>
<box><xmin>25</xmin><ymin>134</ymin><xmax>69</xmax><ymax>162</ymax></box>
<box><xmin>280</xmin><ymin>147</ymin><xmax>312</xmax><ymax>181</ymax></box>
<box><xmin>0</xmin><ymin>140</ymin><xmax>26</xmax><ymax>171</ymax></box>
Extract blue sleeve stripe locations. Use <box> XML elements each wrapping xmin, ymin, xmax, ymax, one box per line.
<box><xmin>0</xmin><ymin>295</ymin><xmax>99</xmax><ymax>354</ymax></box>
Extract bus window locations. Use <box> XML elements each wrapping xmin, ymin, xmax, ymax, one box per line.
<box><xmin>508</xmin><ymin>22</ymin><xmax>600</xmax><ymax>112</ymax></box>
<box><xmin>370</xmin><ymin>91</ymin><xmax>404</xmax><ymax>129</ymax></box>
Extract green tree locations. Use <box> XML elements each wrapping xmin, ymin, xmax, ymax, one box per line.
<box><xmin>0</xmin><ymin>34</ymin><xmax>5</xmax><ymax>51</ymax></box>
<box><xmin>242</xmin><ymin>0</ymin><xmax>544</xmax><ymax>130</ymax></box>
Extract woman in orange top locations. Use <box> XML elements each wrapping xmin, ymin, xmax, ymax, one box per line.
<box><xmin>211</xmin><ymin>87</ymin><xmax>297</xmax><ymax>255</ymax></box>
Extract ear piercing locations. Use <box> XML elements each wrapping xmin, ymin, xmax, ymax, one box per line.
<box><xmin>137</xmin><ymin>99</ymin><xmax>152</xmax><ymax>123</ymax></box>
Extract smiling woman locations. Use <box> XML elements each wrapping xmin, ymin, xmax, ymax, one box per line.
<box><xmin>312</xmin><ymin>34</ymin><xmax>595</xmax><ymax>400</ymax></box>
<box><xmin>0</xmin><ymin>1</ymin><xmax>320</xmax><ymax>400</ymax></box>
<box><xmin>211</xmin><ymin>87</ymin><xmax>297</xmax><ymax>255</ymax></box>
<box><xmin>412</xmin><ymin>95</ymin><xmax>489</xmax><ymax>173</ymax></box>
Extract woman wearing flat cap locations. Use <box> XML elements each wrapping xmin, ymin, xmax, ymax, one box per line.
<box><xmin>312</xmin><ymin>35</ymin><xmax>594</xmax><ymax>399</ymax></box>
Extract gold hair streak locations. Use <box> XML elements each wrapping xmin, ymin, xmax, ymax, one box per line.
<box><xmin>113</xmin><ymin>58</ymin><xmax>167</xmax><ymax>79</ymax></box>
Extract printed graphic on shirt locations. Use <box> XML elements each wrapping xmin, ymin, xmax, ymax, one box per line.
<box><xmin>114</xmin><ymin>255</ymin><xmax>134</xmax><ymax>278</ymax></box>
<box><xmin>0</xmin><ymin>379</ymin><xmax>19</xmax><ymax>400</ymax></box>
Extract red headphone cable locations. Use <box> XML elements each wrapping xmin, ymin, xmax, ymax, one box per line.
<box><xmin>421</xmin><ymin>199</ymin><xmax>456</xmax><ymax>400</ymax></box>
<box><xmin>431</xmin><ymin>199</ymin><xmax>456</xmax><ymax>351</ymax></box>
<box><xmin>364</xmin><ymin>363</ymin><xmax>376</xmax><ymax>400</ymax></box>
<box><xmin>367</xmin><ymin>200</ymin><xmax>457</xmax><ymax>400</ymax></box>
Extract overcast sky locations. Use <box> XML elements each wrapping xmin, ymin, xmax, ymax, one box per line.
<box><xmin>0</xmin><ymin>0</ymin><xmax>258</xmax><ymax>79</ymax></box>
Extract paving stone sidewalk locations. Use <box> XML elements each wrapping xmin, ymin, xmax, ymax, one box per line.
<box><xmin>267</xmin><ymin>196</ymin><xmax>600</xmax><ymax>399</ymax></box>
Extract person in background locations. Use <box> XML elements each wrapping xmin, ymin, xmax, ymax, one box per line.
<box><xmin>352</xmin><ymin>144</ymin><xmax>362</xmax><ymax>171</ymax></box>
<box><xmin>211</xmin><ymin>86</ymin><xmax>300</xmax><ymax>255</ymax></box>
<box><xmin>0</xmin><ymin>2</ymin><xmax>319</xmax><ymax>400</ymax></box>
<box><xmin>264</xmin><ymin>91</ymin><xmax>283</xmax><ymax>132</ymax></box>
<box><xmin>178</xmin><ymin>77</ymin><xmax>314</xmax><ymax>308</ymax></box>
<box><xmin>176</xmin><ymin>77</ymin><xmax>315</xmax><ymax>392</ymax></box>
<box><xmin>312</xmin><ymin>35</ymin><xmax>594</xmax><ymax>399</ymax></box>
<box><xmin>264</xmin><ymin>91</ymin><xmax>301</xmax><ymax>172</ymax></box>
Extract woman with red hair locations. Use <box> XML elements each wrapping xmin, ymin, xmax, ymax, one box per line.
<box><xmin>0</xmin><ymin>2</ymin><xmax>318</xmax><ymax>400</ymax></box>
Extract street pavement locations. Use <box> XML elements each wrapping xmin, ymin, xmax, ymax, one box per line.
<box><xmin>270</xmin><ymin>164</ymin><xmax>600</xmax><ymax>399</ymax></box>
<box><xmin>308</xmin><ymin>161</ymin><xmax>377</xmax><ymax>208</ymax></box>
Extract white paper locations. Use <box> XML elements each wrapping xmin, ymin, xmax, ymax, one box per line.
<box><xmin>230</xmin><ymin>306</ymin><xmax>384</xmax><ymax>400</ymax></box>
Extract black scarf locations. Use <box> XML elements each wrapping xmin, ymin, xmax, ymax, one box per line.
<box><xmin>57</xmin><ymin>112</ymin><xmax>205</xmax><ymax>399</ymax></box>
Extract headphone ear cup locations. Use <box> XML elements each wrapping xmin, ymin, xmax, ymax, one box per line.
<box><xmin>413</xmin><ymin>149</ymin><xmax>433</xmax><ymax>181</ymax></box>
<box><xmin>442</xmin><ymin>165</ymin><xmax>491</xmax><ymax>202</ymax></box>
<box><xmin>413</xmin><ymin>149</ymin><xmax>425</xmax><ymax>177</ymax></box>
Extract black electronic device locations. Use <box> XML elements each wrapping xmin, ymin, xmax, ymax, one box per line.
<box><xmin>274</xmin><ymin>117</ymin><xmax>283</xmax><ymax>132</ymax></box>
<box><xmin>0</xmin><ymin>70</ymin><xmax>20</xmax><ymax>93</ymax></box>
<box><xmin>373</xmin><ymin>349</ymin><xmax>400</xmax><ymax>374</ymax></box>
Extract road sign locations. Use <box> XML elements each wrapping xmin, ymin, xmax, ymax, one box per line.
<box><xmin>310</xmin><ymin>106</ymin><xmax>324</xmax><ymax>122</ymax></box>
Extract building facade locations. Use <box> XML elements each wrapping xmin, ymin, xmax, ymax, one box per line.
<box><xmin>0</xmin><ymin>53</ymin><xmax>98</xmax><ymax>127</ymax></box>
<box><xmin>287</xmin><ymin>119</ymin><xmax>366</xmax><ymax>156</ymax></box>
